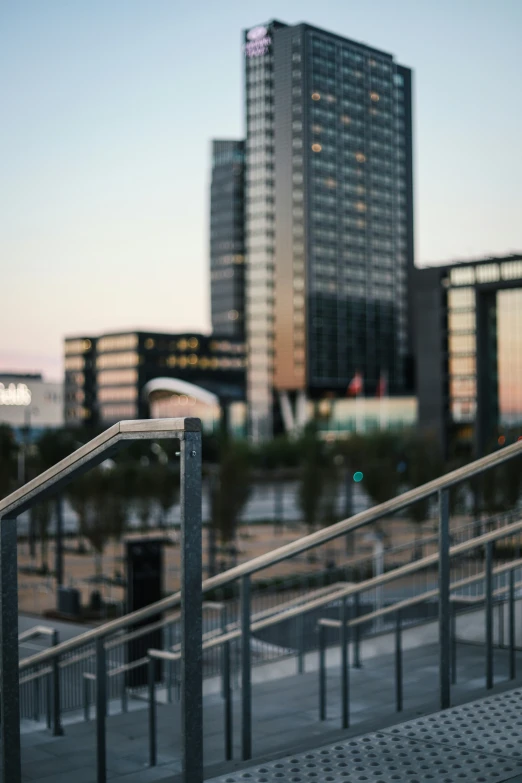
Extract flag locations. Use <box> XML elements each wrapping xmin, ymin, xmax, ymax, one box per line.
<box><xmin>347</xmin><ymin>371</ymin><xmax>363</xmax><ymax>397</ymax></box>
<box><xmin>376</xmin><ymin>371</ymin><xmax>388</xmax><ymax>398</ymax></box>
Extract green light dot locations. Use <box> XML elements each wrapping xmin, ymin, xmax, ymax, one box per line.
<box><xmin>353</xmin><ymin>471</ymin><xmax>363</xmax><ymax>482</ymax></box>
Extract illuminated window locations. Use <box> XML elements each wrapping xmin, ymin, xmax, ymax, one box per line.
<box><xmin>96</xmin><ymin>352</ymin><xmax>138</xmax><ymax>369</ymax></box>
<box><xmin>325</xmin><ymin>95</ymin><xmax>336</xmax><ymax>103</ymax></box>
<box><xmin>312</xmin><ymin>124</ymin><xmax>322</xmax><ymax>133</ymax></box>
<box><xmin>145</xmin><ymin>338</ymin><xmax>155</xmax><ymax>349</ymax></box>
<box><xmin>475</xmin><ymin>264</ymin><xmax>499</xmax><ymax>283</ymax></box>
<box><xmin>311</xmin><ymin>92</ymin><xmax>321</xmax><ymax>101</ymax></box>
<box><xmin>178</xmin><ymin>339</ymin><xmax>188</xmax><ymax>350</ymax></box>
<box><xmin>65</xmin><ymin>339</ymin><xmax>91</xmax><ymax>355</ymax></box>
<box><xmin>355</xmin><ymin>152</ymin><xmax>366</xmax><ymax>163</ymax></box>
<box><xmin>210</xmin><ymin>358</ymin><xmax>219</xmax><ymax>369</ymax></box>
<box><xmin>450</xmin><ymin>267</ymin><xmax>475</xmax><ymax>286</ymax></box>
<box><xmin>340</xmin><ymin>115</ymin><xmax>351</xmax><ymax>125</ymax></box>
<box><xmin>178</xmin><ymin>356</ymin><xmax>188</xmax><ymax>368</ymax></box>
<box><xmin>312</xmin><ymin>143</ymin><xmax>322</xmax><ymax>152</ymax></box>
<box><xmin>98</xmin><ymin>334</ymin><xmax>138</xmax><ymax>352</ymax></box>
<box><xmin>355</xmin><ymin>202</ymin><xmax>367</xmax><ymax>213</ymax></box>
<box><xmin>167</xmin><ymin>356</ymin><xmax>177</xmax><ymax>367</ymax></box>
<box><xmin>228</xmin><ymin>310</ymin><xmax>239</xmax><ymax>320</ymax></box>
<box><xmin>65</xmin><ymin>356</ymin><xmax>84</xmax><ymax>371</ymax></box>
<box><xmin>325</xmin><ymin>177</ymin><xmax>336</xmax><ymax>188</ymax></box>
<box><xmin>188</xmin><ymin>354</ymin><xmax>198</xmax><ymax>365</ymax></box>
<box><xmin>199</xmin><ymin>357</ymin><xmax>210</xmax><ymax>369</ymax></box>
<box><xmin>97</xmin><ymin>369</ymin><xmax>138</xmax><ymax>386</ymax></box>
<box><xmin>370</xmin><ymin>92</ymin><xmax>380</xmax><ymax>102</ymax></box>
<box><xmin>188</xmin><ymin>337</ymin><xmax>199</xmax><ymax>349</ymax></box>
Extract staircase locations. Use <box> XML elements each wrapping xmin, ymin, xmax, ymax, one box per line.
<box><xmin>2</xmin><ymin>418</ymin><xmax>522</xmax><ymax>782</ymax></box>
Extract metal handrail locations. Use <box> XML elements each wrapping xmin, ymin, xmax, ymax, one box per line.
<box><xmin>0</xmin><ymin>417</ymin><xmax>203</xmax><ymax>783</ymax></box>
<box><xmin>0</xmin><ymin>417</ymin><xmax>199</xmax><ymax>518</ymax></box>
<box><xmin>18</xmin><ymin>438</ymin><xmax>522</xmax><ymax>673</ymax></box>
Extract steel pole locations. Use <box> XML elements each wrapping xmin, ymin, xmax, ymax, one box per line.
<box><xmin>340</xmin><ymin>596</ymin><xmax>349</xmax><ymax>729</ymax></box>
<box><xmin>510</xmin><ymin>568</ymin><xmax>516</xmax><ymax>680</ymax></box>
<box><xmin>319</xmin><ymin>623</ymin><xmax>326</xmax><ymax>721</ymax></box>
<box><xmin>395</xmin><ymin>609</ymin><xmax>403</xmax><ymax>712</ymax></box>
<box><xmin>51</xmin><ymin>629</ymin><xmax>63</xmax><ymax>736</ymax></box>
<box><xmin>0</xmin><ymin>515</ymin><xmax>21</xmax><ymax>783</ymax></box>
<box><xmin>485</xmin><ymin>540</ymin><xmax>494</xmax><ymax>689</ymax></box>
<box><xmin>240</xmin><ymin>574</ymin><xmax>252</xmax><ymax>760</ymax></box>
<box><xmin>148</xmin><ymin>659</ymin><xmax>157</xmax><ymax>767</ymax></box>
<box><xmin>180</xmin><ymin>430</ymin><xmax>203</xmax><ymax>783</ymax></box>
<box><xmin>438</xmin><ymin>489</ymin><xmax>451</xmax><ymax>709</ymax></box>
<box><xmin>95</xmin><ymin>637</ymin><xmax>107</xmax><ymax>783</ymax></box>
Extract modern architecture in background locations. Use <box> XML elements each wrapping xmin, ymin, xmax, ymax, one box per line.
<box><xmin>210</xmin><ymin>139</ymin><xmax>246</xmax><ymax>338</ymax></box>
<box><xmin>243</xmin><ymin>20</ymin><xmax>414</xmax><ymax>441</ymax></box>
<box><xmin>0</xmin><ymin>373</ymin><xmax>63</xmax><ymax>437</ymax></box>
<box><xmin>415</xmin><ymin>253</ymin><xmax>522</xmax><ymax>457</ymax></box>
<box><xmin>64</xmin><ymin>331</ymin><xmax>246</xmax><ymax>434</ymax></box>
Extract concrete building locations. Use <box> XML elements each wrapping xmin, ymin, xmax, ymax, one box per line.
<box><xmin>415</xmin><ymin>253</ymin><xmax>522</xmax><ymax>456</ymax></box>
<box><xmin>0</xmin><ymin>373</ymin><xmax>63</xmax><ymax>437</ymax></box>
<box><xmin>64</xmin><ymin>331</ymin><xmax>246</xmax><ymax>434</ymax></box>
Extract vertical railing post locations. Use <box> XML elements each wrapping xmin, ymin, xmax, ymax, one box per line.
<box><xmin>297</xmin><ymin>610</ymin><xmax>305</xmax><ymax>674</ymax></box>
<box><xmin>33</xmin><ymin>674</ymin><xmax>40</xmax><ymax>722</ymax></box>
<box><xmin>240</xmin><ymin>574</ymin><xmax>252</xmax><ymax>761</ymax></box>
<box><xmin>223</xmin><ymin>640</ymin><xmax>233</xmax><ymax>761</ymax></box>
<box><xmin>55</xmin><ymin>494</ymin><xmax>64</xmax><ymax>594</ymax></box>
<box><xmin>319</xmin><ymin>623</ymin><xmax>326</xmax><ymax>721</ymax></box>
<box><xmin>353</xmin><ymin>592</ymin><xmax>361</xmax><ymax>669</ymax></box>
<box><xmin>395</xmin><ymin>609</ymin><xmax>403</xmax><ymax>712</ymax></box>
<box><xmin>0</xmin><ymin>514</ymin><xmax>22</xmax><ymax>783</ymax></box>
<box><xmin>46</xmin><ymin>672</ymin><xmax>52</xmax><ymax>729</ymax></box>
<box><xmin>166</xmin><ymin>622</ymin><xmax>174</xmax><ymax>704</ymax></box>
<box><xmin>180</xmin><ymin>428</ymin><xmax>203</xmax><ymax>783</ymax></box>
<box><xmin>51</xmin><ymin>629</ymin><xmax>63</xmax><ymax>736</ymax></box>
<box><xmin>95</xmin><ymin>637</ymin><xmax>107</xmax><ymax>783</ymax></box>
<box><xmin>509</xmin><ymin>568</ymin><xmax>516</xmax><ymax>680</ymax></box>
<box><xmin>451</xmin><ymin>601</ymin><xmax>457</xmax><ymax>685</ymax></box>
<box><xmin>438</xmin><ymin>489</ymin><xmax>451</xmax><ymax>709</ymax></box>
<box><xmin>485</xmin><ymin>540</ymin><xmax>494</xmax><ymax>689</ymax></box>
<box><xmin>148</xmin><ymin>658</ymin><xmax>157</xmax><ymax>767</ymax></box>
<box><xmin>83</xmin><ymin>675</ymin><xmax>90</xmax><ymax>722</ymax></box>
<box><xmin>340</xmin><ymin>596</ymin><xmax>349</xmax><ymax>729</ymax></box>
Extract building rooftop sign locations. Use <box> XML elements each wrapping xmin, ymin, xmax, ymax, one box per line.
<box><xmin>245</xmin><ymin>26</ymin><xmax>271</xmax><ymax>57</ymax></box>
<box><xmin>0</xmin><ymin>383</ymin><xmax>31</xmax><ymax>406</ymax></box>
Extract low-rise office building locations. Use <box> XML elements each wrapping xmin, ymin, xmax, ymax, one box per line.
<box><xmin>64</xmin><ymin>331</ymin><xmax>246</xmax><ymax>433</ymax></box>
<box><xmin>415</xmin><ymin>253</ymin><xmax>522</xmax><ymax>456</ymax></box>
<box><xmin>0</xmin><ymin>373</ymin><xmax>63</xmax><ymax>437</ymax></box>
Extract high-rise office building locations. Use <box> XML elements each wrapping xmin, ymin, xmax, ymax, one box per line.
<box><xmin>415</xmin><ymin>254</ymin><xmax>522</xmax><ymax>457</ymax></box>
<box><xmin>243</xmin><ymin>21</ymin><xmax>414</xmax><ymax>440</ymax></box>
<box><xmin>210</xmin><ymin>140</ymin><xmax>246</xmax><ymax>338</ymax></box>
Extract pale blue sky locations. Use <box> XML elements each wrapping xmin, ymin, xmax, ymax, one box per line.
<box><xmin>1</xmin><ymin>0</ymin><xmax>521</xmax><ymax>379</ymax></box>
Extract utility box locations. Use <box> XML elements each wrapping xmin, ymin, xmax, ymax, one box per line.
<box><xmin>57</xmin><ymin>586</ymin><xmax>81</xmax><ymax>618</ymax></box>
<box><xmin>125</xmin><ymin>536</ymin><xmax>165</xmax><ymax>687</ymax></box>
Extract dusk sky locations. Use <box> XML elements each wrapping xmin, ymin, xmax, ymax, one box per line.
<box><xmin>2</xmin><ymin>0</ymin><xmax>521</xmax><ymax>379</ymax></box>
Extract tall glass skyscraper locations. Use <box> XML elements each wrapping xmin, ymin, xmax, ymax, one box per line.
<box><xmin>210</xmin><ymin>140</ymin><xmax>246</xmax><ymax>338</ymax></box>
<box><xmin>243</xmin><ymin>20</ymin><xmax>414</xmax><ymax>441</ymax></box>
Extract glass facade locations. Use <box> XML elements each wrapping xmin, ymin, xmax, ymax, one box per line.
<box><xmin>447</xmin><ymin>287</ymin><xmax>477</xmax><ymax>423</ymax></box>
<box><xmin>210</xmin><ymin>140</ymin><xmax>245</xmax><ymax>337</ymax></box>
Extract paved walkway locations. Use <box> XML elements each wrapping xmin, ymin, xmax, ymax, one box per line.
<box><xmin>14</xmin><ymin>642</ymin><xmax>522</xmax><ymax>782</ymax></box>
<box><xmin>208</xmin><ymin>687</ymin><xmax>522</xmax><ymax>782</ymax></box>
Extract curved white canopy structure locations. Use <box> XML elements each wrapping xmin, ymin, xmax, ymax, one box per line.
<box><xmin>142</xmin><ymin>377</ymin><xmax>220</xmax><ymax>407</ymax></box>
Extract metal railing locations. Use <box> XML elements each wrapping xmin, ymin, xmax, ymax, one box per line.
<box><xmin>0</xmin><ymin>417</ymin><xmax>202</xmax><ymax>783</ymax></box>
<box><xmin>4</xmin><ymin>427</ymin><xmax>522</xmax><ymax>781</ymax></box>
